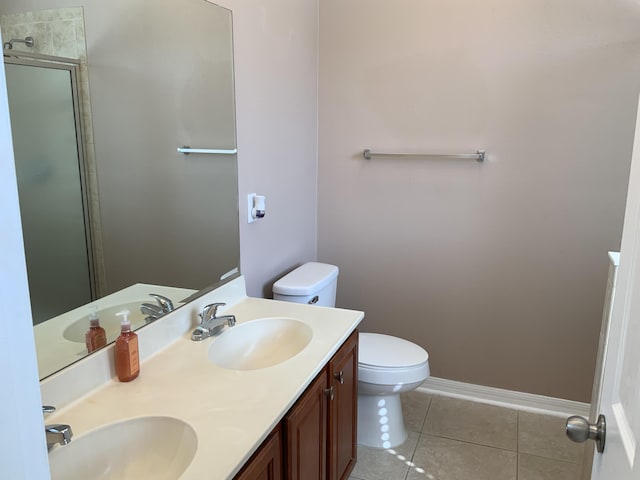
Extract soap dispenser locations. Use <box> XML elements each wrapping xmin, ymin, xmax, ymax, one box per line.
<box><xmin>114</xmin><ymin>310</ymin><xmax>140</xmax><ymax>382</ymax></box>
<box><xmin>85</xmin><ymin>306</ymin><xmax>107</xmax><ymax>353</ymax></box>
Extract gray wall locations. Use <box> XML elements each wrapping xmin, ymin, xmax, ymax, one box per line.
<box><xmin>215</xmin><ymin>0</ymin><xmax>319</xmax><ymax>298</ymax></box>
<box><xmin>318</xmin><ymin>0</ymin><xmax>640</xmax><ymax>401</ymax></box>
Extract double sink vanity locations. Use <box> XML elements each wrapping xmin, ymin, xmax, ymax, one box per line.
<box><xmin>3</xmin><ymin>2</ymin><xmax>364</xmax><ymax>478</ymax></box>
<box><xmin>41</xmin><ymin>275</ymin><xmax>364</xmax><ymax>479</ymax></box>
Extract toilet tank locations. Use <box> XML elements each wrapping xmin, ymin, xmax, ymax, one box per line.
<box><xmin>273</xmin><ymin>262</ymin><xmax>339</xmax><ymax>307</ymax></box>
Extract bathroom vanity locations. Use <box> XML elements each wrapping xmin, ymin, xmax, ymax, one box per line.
<box><xmin>41</xmin><ymin>276</ymin><xmax>363</xmax><ymax>479</ymax></box>
<box><xmin>236</xmin><ymin>329</ymin><xmax>358</xmax><ymax>480</ymax></box>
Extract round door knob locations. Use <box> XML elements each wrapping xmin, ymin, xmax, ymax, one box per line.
<box><xmin>565</xmin><ymin>414</ymin><xmax>606</xmax><ymax>453</ymax></box>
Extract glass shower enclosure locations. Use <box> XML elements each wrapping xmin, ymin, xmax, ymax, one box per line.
<box><xmin>4</xmin><ymin>53</ymin><xmax>95</xmax><ymax>324</ymax></box>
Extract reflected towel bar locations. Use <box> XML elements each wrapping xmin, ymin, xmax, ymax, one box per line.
<box><xmin>177</xmin><ymin>146</ymin><xmax>238</xmax><ymax>155</ymax></box>
<box><xmin>363</xmin><ymin>149</ymin><xmax>485</xmax><ymax>162</ymax></box>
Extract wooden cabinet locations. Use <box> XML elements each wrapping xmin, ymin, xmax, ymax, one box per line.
<box><xmin>284</xmin><ymin>369</ymin><xmax>328</xmax><ymax>480</ymax></box>
<box><xmin>234</xmin><ymin>425</ymin><xmax>282</xmax><ymax>480</ymax></box>
<box><xmin>327</xmin><ymin>330</ymin><xmax>358</xmax><ymax>480</ymax></box>
<box><xmin>235</xmin><ymin>330</ymin><xmax>358</xmax><ymax>480</ymax></box>
<box><xmin>285</xmin><ymin>329</ymin><xmax>358</xmax><ymax>480</ymax></box>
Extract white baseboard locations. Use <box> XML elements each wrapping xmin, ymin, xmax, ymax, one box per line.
<box><xmin>417</xmin><ymin>377</ymin><xmax>590</xmax><ymax>418</ymax></box>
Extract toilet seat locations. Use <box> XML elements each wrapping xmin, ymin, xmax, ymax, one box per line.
<box><xmin>359</xmin><ymin>333</ymin><xmax>429</xmax><ymax>367</ymax></box>
<box><xmin>358</xmin><ymin>333</ymin><xmax>430</xmax><ymax>385</ymax></box>
<box><xmin>359</xmin><ymin>362</ymin><xmax>430</xmax><ymax>385</ymax></box>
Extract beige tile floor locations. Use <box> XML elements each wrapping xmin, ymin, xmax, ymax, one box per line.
<box><xmin>350</xmin><ymin>392</ymin><xmax>587</xmax><ymax>480</ymax></box>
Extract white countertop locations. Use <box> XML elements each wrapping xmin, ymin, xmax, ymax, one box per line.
<box><xmin>43</xmin><ymin>280</ymin><xmax>363</xmax><ymax>479</ymax></box>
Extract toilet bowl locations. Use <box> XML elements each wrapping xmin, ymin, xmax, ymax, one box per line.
<box><xmin>273</xmin><ymin>262</ymin><xmax>431</xmax><ymax>449</ymax></box>
<box><xmin>358</xmin><ymin>333</ymin><xmax>430</xmax><ymax>448</ymax></box>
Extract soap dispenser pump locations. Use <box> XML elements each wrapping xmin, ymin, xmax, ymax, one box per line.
<box><xmin>114</xmin><ymin>310</ymin><xmax>140</xmax><ymax>382</ymax></box>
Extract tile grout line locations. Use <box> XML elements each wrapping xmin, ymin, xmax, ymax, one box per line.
<box><xmin>419</xmin><ymin>432</ymin><xmax>519</xmax><ymax>454</ymax></box>
<box><xmin>404</xmin><ymin>428</ymin><xmax>421</xmax><ymax>479</ymax></box>
<box><xmin>517</xmin><ymin>451</ymin><xmax>585</xmax><ymax>466</ymax></box>
<box><xmin>405</xmin><ymin>394</ymin><xmax>432</xmax><ymax>480</ymax></box>
<box><xmin>420</xmin><ymin>393</ymin><xmax>433</xmax><ymax>431</ymax></box>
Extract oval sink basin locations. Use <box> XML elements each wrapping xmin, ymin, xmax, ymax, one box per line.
<box><xmin>63</xmin><ymin>301</ymin><xmax>149</xmax><ymax>344</ymax></box>
<box><xmin>49</xmin><ymin>416</ymin><xmax>197</xmax><ymax>480</ymax></box>
<box><xmin>209</xmin><ymin>317</ymin><xmax>313</xmax><ymax>370</ymax></box>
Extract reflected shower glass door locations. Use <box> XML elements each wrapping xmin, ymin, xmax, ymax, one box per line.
<box><xmin>5</xmin><ymin>59</ymin><xmax>94</xmax><ymax>324</ymax></box>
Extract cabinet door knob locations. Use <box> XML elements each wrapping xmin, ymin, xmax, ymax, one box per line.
<box><xmin>334</xmin><ymin>371</ymin><xmax>344</xmax><ymax>385</ymax></box>
<box><xmin>324</xmin><ymin>386</ymin><xmax>335</xmax><ymax>401</ymax></box>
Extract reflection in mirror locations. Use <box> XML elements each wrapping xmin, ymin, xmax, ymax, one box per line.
<box><xmin>1</xmin><ymin>0</ymin><xmax>240</xmax><ymax>379</ymax></box>
<box><xmin>33</xmin><ymin>284</ymin><xmax>196</xmax><ymax>378</ymax></box>
<box><xmin>5</xmin><ymin>54</ymin><xmax>95</xmax><ymax>324</ymax></box>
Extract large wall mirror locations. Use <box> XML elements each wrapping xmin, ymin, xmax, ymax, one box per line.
<box><xmin>1</xmin><ymin>0</ymin><xmax>240</xmax><ymax>379</ymax></box>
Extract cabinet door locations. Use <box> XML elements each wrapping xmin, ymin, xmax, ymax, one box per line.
<box><xmin>328</xmin><ymin>330</ymin><xmax>358</xmax><ymax>480</ymax></box>
<box><xmin>234</xmin><ymin>425</ymin><xmax>282</xmax><ymax>480</ymax></box>
<box><xmin>284</xmin><ymin>368</ymin><xmax>329</xmax><ymax>480</ymax></box>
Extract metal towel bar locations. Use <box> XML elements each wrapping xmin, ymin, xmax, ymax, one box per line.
<box><xmin>177</xmin><ymin>146</ymin><xmax>237</xmax><ymax>155</ymax></box>
<box><xmin>363</xmin><ymin>149</ymin><xmax>485</xmax><ymax>162</ymax></box>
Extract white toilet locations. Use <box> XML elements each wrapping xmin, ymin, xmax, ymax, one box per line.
<box><xmin>273</xmin><ymin>262</ymin><xmax>430</xmax><ymax>449</ymax></box>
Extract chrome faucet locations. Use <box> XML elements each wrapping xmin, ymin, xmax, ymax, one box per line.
<box><xmin>43</xmin><ymin>406</ymin><xmax>73</xmax><ymax>451</ymax></box>
<box><xmin>141</xmin><ymin>293</ymin><xmax>175</xmax><ymax>322</ymax></box>
<box><xmin>149</xmin><ymin>293</ymin><xmax>174</xmax><ymax>313</ymax></box>
<box><xmin>45</xmin><ymin>424</ymin><xmax>73</xmax><ymax>450</ymax></box>
<box><xmin>191</xmin><ymin>302</ymin><xmax>236</xmax><ymax>341</ymax></box>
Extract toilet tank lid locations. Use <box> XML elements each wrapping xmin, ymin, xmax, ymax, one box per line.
<box><xmin>273</xmin><ymin>262</ymin><xmax>339</xmax><ymax>296</ymax></box>
<box><xmin>359</xmin><ymin>333</ymin><xmax>429</xmax><ymax>368</ymax></box>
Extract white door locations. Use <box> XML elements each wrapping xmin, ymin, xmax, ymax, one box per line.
<box><xmin>583</xmin><ymin>96</ymin><xmax>640</xmax><ymax>479</ymax></box>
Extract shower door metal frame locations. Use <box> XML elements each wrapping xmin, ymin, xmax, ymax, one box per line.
<box><xmin>3</xmin><ymin>51</ymin><xmax>99</xmax><ymax>302</ymax></box>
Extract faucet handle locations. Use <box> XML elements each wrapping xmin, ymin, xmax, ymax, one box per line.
<box><xmin>141</xmin><ymin>303</ymin><xmax>163</xmax><ymax>314</ymax></box>
<box><xmin>200</xmin><ymin>302</ymin><xmax>226</xmax><ymax>322</ymax></box>
<box><xmin>149</xmin><ymin>293</ymin><xmax>174</xmax><ymax>313</ymax></box>
<box><xmin>42</xmin><ymin>405</ymin><xmax>56</xmax><ymax>415</ymax></box>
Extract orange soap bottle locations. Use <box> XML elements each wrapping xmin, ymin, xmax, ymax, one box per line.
<box><xmin>114</xmin><ymin>310</ymin><xmax>140</xmax><ymax>382</ymax></box>
<box><xmin>85</xmin><ymin>307</ymin><xmax>107</xmax><ymax>353</ymax></box>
